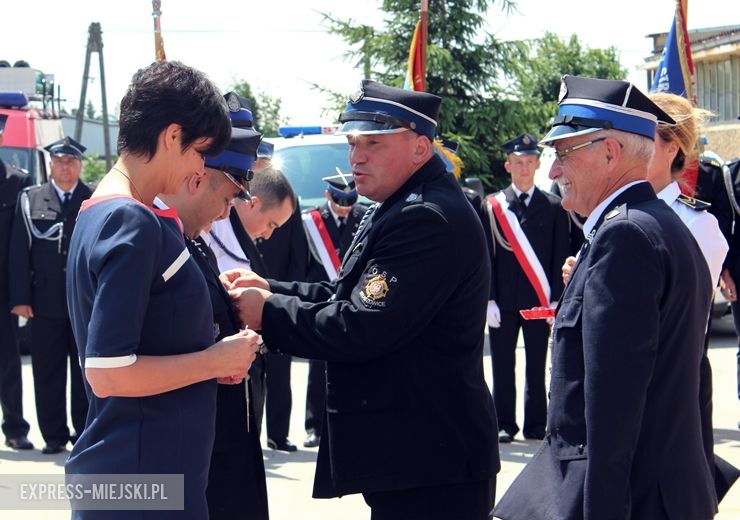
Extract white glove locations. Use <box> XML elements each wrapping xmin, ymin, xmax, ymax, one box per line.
<box><xmin>487</xmin><ymin>300</ymin><xmax>501</xmax><ymax>328</ymax></box>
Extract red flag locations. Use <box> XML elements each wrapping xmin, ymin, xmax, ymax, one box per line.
<box><xmin>404</xmin><ymin>1</ymin><xmax>428</xmax><ymax>91</ymax></box>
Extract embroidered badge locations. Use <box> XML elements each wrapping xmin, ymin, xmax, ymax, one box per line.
<box><xmin>226</xmin><ymin>92</ymin><xmax>241</xmax><ymax>112</ymax></box>
<box><xmin>363</xmin><ymin>275</ymin><xmax>389</xmax><ymax>301</ymax></box>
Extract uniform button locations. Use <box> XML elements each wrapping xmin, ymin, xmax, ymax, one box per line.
<box><xmin>577</xmin><ymin>444</ymin><xmax>584</xmax><ymax>453</ymax></box>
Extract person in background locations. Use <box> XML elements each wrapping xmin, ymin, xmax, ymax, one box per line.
<box><xmin>0</xmin><ymin>114</ymin><xmax>33</xmax><ymax>451</ymax></box>
<box><xmin>301</xmin><ymin>172</ymin><xmax>366</xmax><ymax>448</ymax></box>
<box><xmin>64</xmin><ymin>61</ymin><xmax>258</xmax><ymax>519</ymax></box>
<box><xmin>485</xmin><ymin>133</ymin><xmax>570</xmax><ymax>443</ymax></box>
<box><xmin>9</xmin><ymin>137</ymin><xmax>92</xmax><ymax>455</ymax></box>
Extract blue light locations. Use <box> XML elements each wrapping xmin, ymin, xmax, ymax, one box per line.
<box><xmin>0</xmin><ymin>92</ymin><xmax>29</xmax><ymax>108</ymax></box>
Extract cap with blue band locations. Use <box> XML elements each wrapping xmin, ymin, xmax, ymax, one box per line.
<box><xmin>540</xmin><ymin>75</ymin><xmax>675</xmax><ymax>145</ymax></box>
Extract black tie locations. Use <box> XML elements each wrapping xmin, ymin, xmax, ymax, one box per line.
<box><xmin>62</xmin><ymin>192</ymin><xmax>71</xmax><ymax>210</ymax></box>
<box><xmin>518</xmin><ymin>192</ymin><xmax>529</xmax><ymax>206</ymax></box>
<box><xmin>337</xmin><ymin>216</ymin><xmax>346</xmax><ymax>232</ymax></box>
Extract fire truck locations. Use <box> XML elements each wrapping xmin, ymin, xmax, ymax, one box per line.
<box><xmin>0</xmin><ymin>62</ymin><xmax>64</xmax><ymax>184</ymax></box>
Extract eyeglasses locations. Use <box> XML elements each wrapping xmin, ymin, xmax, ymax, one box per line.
<box><xmin>553</xmin><ymin>137</ymin><xmax>607</xmax><ymax>161</ymax></box>
<box><xmin>220</xmin><ymin>169</ymin><xmax>252</xmax><ymax>202</ymax></box>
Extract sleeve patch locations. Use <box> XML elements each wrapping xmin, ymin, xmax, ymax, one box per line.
<box><xmin>358</xmin><ymin>266</ymin><xmax>398</xmax><ymax>308</ymax></box>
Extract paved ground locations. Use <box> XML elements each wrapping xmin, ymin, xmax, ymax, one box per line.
<box><xmin>1</xmin><ymin>320</ymin><xmax>738</xmax><ymax>518</ymax></box>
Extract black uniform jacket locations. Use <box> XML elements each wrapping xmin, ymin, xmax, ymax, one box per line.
<box><xmin>695</xmin><ymin>154</ymin><xmax>733</xmax><ymax>247</ymax></box>
<box><xmin>489</xmin><ymin>185</ymin><xmax>570</xmax><ymax>309</ymax></box>
<box><xmin>261</xmin><ymin>155</ymin><xmax>498</xmax><ymax>498</ymax></box>
<box><xmin>9</xmin><ymin>181</ymin><xmax>92</xmax><ymax>318</ymax></box>
<box><xmin>256</xmin><ymin>201</ymin><xmax>308</xmax><ymax>281</ymax></box>
<box><xmin>722</xmin><ymin>159</ymin><xmax>740</xmax><ymax>281</ymax></box>
<box><xmin>495</xmin><ymin>182</ymin><xmax>717</xmax><ymax>520</ymax></box>
<box><xmin>0</xmin><ymin>162</ymin><xmax>32</xmax><ymax>304</ymax></box>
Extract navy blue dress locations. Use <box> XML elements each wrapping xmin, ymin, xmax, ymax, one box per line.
<box><xmin>66</xmin><ymin>196</ymin><xmax>217</xmax><ymax>519</ymax></box>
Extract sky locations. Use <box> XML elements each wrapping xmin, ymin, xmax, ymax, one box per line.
<box><xmin>1</xmin><ymin>0</ymin><xmax>735</xmax><ymax>126</ymax></box>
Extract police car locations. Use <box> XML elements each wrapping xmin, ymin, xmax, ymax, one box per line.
<box><xmin>266</xmin><ymin>125</ymin><xmax>368</xmax><ymax>210</ymax></box>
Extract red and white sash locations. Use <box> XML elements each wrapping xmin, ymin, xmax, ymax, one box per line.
<box><xmin>487</xmin><ymin>193</ymin><xmax>551</xmax><ymax>307</ymax></box>
<box><xmin>302</xmin><ymin>209</ymin><xmax>341</xmax><ymax>281</ymax></box>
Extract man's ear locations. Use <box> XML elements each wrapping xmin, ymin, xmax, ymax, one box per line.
<box><xmin>503</xmin><ymin>160</ymin><xmax>512</xmax><ymax>174</ymax></box>
<box><xmin>186</xmin><ymin>174</ymin><xmax>202</xmax><ymax>195</ymax></box>
<box><xmin>249</xmin><ymin>195</ymin><xmax>261</xmax><ymax>210</ymax></box>
<box><xmin>605</xmin><ymin>137</ymin><xmax>622</xmax><ymax>166</ymax></box>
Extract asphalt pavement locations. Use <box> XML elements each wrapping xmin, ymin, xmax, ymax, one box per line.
<box><xmin>1</xmin><ymin>322</ymin><xmax>738</xmax><ymax>519</ymax></box>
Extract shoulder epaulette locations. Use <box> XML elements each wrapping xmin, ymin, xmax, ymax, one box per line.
<box><xmin>700</xmin><ymin>154</ymin><xmax>722</xmax><ymax>168</ymax></box>
<box><xmin>677</xmin><ymin>193</ymin><xmax>711</xmax><ymax>210</ymax></box>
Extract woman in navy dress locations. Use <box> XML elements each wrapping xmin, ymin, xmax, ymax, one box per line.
<box><xmin>65</xmin><ymin>61</ymin><xmax>259</xmax><ymax>519</ymax></box>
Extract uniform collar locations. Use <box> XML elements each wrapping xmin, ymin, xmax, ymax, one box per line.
<box><xmin>50</xmin><ymin>177</ymin><xmax>79</xmax><ymax>200</ymax></box>
<box><xmin>583</xmin><ymin>180</ymin><xmax>646</xmax><ymax>238</ymax></box>
<box><xmin>656</xmin><ymin>181</ymin><xmax>681</xmax><ymax>206</ymax></box>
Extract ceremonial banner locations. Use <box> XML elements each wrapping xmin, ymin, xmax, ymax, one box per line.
<box><xmin>651</xmin><ymin>0</ymin><xmax>694</xmax><ymax>101</ymax></box>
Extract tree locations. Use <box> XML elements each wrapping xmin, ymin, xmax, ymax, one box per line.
<box><xmin>85</xmin><ymin>100</ymin><xmax>96</xmax><ymax>120</ymax></box>
<box><xmin>227</xmin><ymin>79</ymin><xmax>285</xmax><ymax>137</ymax></box>
<box><xmin>321</xmin><ymin>1</ymin><xmax>625</xmax><ymax>189</ymax></box>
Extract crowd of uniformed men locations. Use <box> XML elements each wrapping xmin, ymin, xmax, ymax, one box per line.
<box><xmin>0</xmin><ymin>63</ymin><xmax>739</xmax><ymax>519</ymax></box>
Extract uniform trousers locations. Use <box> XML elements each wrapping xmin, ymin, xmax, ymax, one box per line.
<box><xmin>265</xmin><ymin>351</ymin><xmax>292</xmax><ymax>442</ymax></box>
<box><xmin>0</xmin><ymin>302</ymin><xmax>29</xmax><ymax>439</ymax></box>
<box><xmin>489</xmin><ymin>311</ymin><xmax>548</xmax><ymax>435</ymax></box>
<box><xmin>304</xmin><ymin>359</ymin><xmax>326</xmax><ymax>435</ymax></box>
<box><xmin>30</xmin><ymin>316</ymin><xmax>87</xmax><ymax>443</ymax></box>
<box><xmin>362</xmin><ymin>478</ymin><xmax>495</xmax><ymax>520</ymax></box>
<box><xmin>249</xmin><ymin>354</ymin><xmax>266</xmax><ymax>438</ymax></box>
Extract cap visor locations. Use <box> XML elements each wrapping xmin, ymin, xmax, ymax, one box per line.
<box><xmin>540</xmin><ymin>125</ymin><xmax>601</xmax><ymax>145</ymax></box>
<box><xmin>510</xmin><ymin>149</ymin><xmax>540</xmax><ymax>156</ymax></box>
<box><xmin>335</xmin><ymin>120</ymin><xmax>408</xmax><ymax>136</ymax></box>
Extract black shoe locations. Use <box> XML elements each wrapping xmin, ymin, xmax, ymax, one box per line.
<box><xmin>5</xmin><ymin>436</ymin><xmax>34</xmax><ymax>450</ymax></box>
<box><xmin>523</xmin><ymin>428</ymin><xmax>546</xmax><ymax>440</ymax></box>
<box><xmin>303</xmin><ymin>432</ymin><xmax>320</xmax><ymax>448</ymax></box>
<box><xmin>41</xmin><ymin>441</ymin><xmax>67</xmax><ymax>455</ymax></box>
<box><xmin>498</xmin><ymin>431</ymin><xmax>514</xmax><ymax>443</ymax></box>
<box><xmin>267</xmin><ymin>438</ymin><xmax>297</xmax><ymax>452</ymax></box>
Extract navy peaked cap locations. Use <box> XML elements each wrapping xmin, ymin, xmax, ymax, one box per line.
<box><xmin>541</xmin><ymin>75</ymin><xmax>676</xmax><ymax>145</ymax></box>
<box><xmin>224</xmin><ymin>91</ymin><xmax>254</xmax><ymax>128</ymax></box>
<box><xmin>257</xmin><ymin>140</ymin><xmax>274</xmax><ymax>158</ymax></box>
<box><xmin>44</xmin><ymin>137</ymin><xmax>86</xmax><ymax>159</ymax></box>
<box><xmin>322</xmin><ymin>171</ymin><xmax>358</xmax><ymax>207</ymax></box>
<box><xmin>502</xmin><ymin>133</ymin><xmax>539</xmax><ymax>155</ymax></box>
<box><xmin>205</xmin><ymin>127</ymin><xmax>262</xmax><ymax>201</ymax></box>
<box><xmin>337</xmin><ymin>79</ymin><xmax>441</xmax><ymax>140</ymax></box>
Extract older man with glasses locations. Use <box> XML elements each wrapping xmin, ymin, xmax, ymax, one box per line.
<box><xmin>494</xmin><ymin>75</ymin><xmax>718</xmax><ymax>520</ymax></box>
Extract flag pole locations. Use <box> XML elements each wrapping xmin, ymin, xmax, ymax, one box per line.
<box><xmin>419</xmin><ymin>0</ymin><xmax>428</xmax><ymax>92</ymax></box>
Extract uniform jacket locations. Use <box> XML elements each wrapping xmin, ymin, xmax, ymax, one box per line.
<box><xmin>695</xmin><ymin>155</ymin><xmax>733</xmax><ymax>250</ymax></box>
<box><xmin>186</xmin><ymin>236</ymin><xmax>270</xmax><ymax>520</ymax></box>
<box><xmin>261</xmin><ymin>155</ymin><xmax>498</xmax><ymax>498</ymax></box>
<box><xmin>0</xmin><ymin>161</ymin><xmax>32</xmax><ymax>304</ymax></box>
<box><xmin>495</xmin><ymin>182</ymin><xmax>717</xmax><ymax>520</ymax></box>
<box><xmin>722</xmin><ymin>158</ymin><xmax>740</xmax><ymax>282</ymax></box>
<box><xmin>488</xmin><ymin>185</ymin><xmax>570</xmax><ymax>309</ymax></box>
<box><xmin>9</xmin><ymin>180</ymin><xmax>92</xmax><ymax>318</ymax></box>
<box><xmin>305</xmin><ymin>201</ymin><xmax>366</xmax><ymax>282</ymax></box>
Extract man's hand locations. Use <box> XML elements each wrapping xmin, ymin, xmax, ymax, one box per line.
<box><xmin>720</xmin><ymin>269</ymin><xmax>737</xmax><ymax>302</ymax></box>
<box><xmin>10</xmin><ymin>305</ymin><xmax>33</xmax><ymax>319</ymax></box>
<box><xmin>220</xmin><ymin>269</ymin><xmax>269</xmax><ymax>291</ymax></box>
<box><xmin>487</xmin><ymin>300</ymin><xmax>501</xmax><ymax>328</ymax></box>
<box><xmin>231</xmin><ymin>287</ymin><xmax>272</xmax><ymax>330</ymax></box>
<box><xmin>562</xmin><ymin>256</ymin><xmax>577</xmax><ymax>285</ymax></box>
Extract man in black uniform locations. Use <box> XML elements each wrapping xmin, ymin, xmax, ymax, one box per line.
<box><xmin>232</xmin><ymin>80</ymin><xmax>498</xmax><ymax>520</ymax></box>
<box><xmin>158</xmin><ymin>111</ymin><xmax>269</xmax><ymax>520</ymax></box>
<box><xmin>485</xmin><ymin>133</ymin><xmax>570</xmax><ymax>443</ymax></box>
<box><xmin>301</xmin><ymin>172</ymin><xmax>366</xmax><ymax>448</ymax></box>
<box><xmin>9</xmin><ymin>137</ymin><xmax>91</xmax><ymax>454</ymax></box>
<box><xmin>495</xmin><ymin>75</ymin><xmax>717</xmax><ymax>520</ymax></box>
<box><xmin>0</xmin><ymin>114</ymin><xmax>33</xmax><ymax>450</ymax></box>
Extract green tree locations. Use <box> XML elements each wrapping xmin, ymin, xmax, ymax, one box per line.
<box><xmin>227</xmin><ymin>79</ymin><xmax>285</xmax><ymax>137</ymax></box>
<box><xmin>85</xmin><ymin>100</ymin><xmax>96</xmax><ymax>120</ymax></box>
<box><xmin>81</xmin><ymin>156</ymin><xmax>109</xmax><ymax>185</ymax></box>
<box><xmin>321</xmin><ymin>1</ymin><xmax>625</xmax><ymax>189</ymax></box>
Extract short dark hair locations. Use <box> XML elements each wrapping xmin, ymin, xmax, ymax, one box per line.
<box><xmin>117</xmin><ymin>61</ymin><xmax>231</xmax><ymax>160</ymax></box>
<box><xmin>251</xmin><ymin>167</ymin><xmax>296</xmax><ymax>211</ymax></box>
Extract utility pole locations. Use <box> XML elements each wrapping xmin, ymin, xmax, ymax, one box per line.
<box><xmin>75</xmin><ymin>23</ymin><xmax>112</xmax><ymax>170</ymax></box>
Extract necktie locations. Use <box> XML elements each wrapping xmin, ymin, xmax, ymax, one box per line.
<box><xmin>337</xmin><ymin>217</ymin><xmax>346</xmax><ymax>232</ymax></box>
<box><xmin>518</xmin><ymin>192</ymin><xmax>529</xmax><ymax>206</ymax></box>
<box><xmin>62</xmin><ymin>192</ymin><xmax>71</xmax><ymax>210</ymax></box>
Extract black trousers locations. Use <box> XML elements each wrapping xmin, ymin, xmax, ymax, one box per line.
<box><xmin>305</xmin><ymin>359</ymin><xmax>326</xmax><ymax>435</ymax></box>
<box><xmin>248</xmin><ymin>354</ymin><xmax>266</xmax><ymax>439</ymax></box>
<box><xmin>264</xmin><ymin>351</ymin><xmax>292</xmax><ymax>442</ymax></box>
<box><xmin>489</xmin><ymin>311</ymin><xmax>549</xmax><ymax>435</ymax></box>
<box><xmin>30</xmin><ymin>316</ymin><xmax>88</xmax><ymax>443</ymax></box>
<box><xmin>0</xmin><ymin>302</ymin><xmax>29</xmax><ymax>439</ymax></box>
<box><xmin>363</xmin><ymin>478</ymin><xmax>495</xmax><ymax>520</ymax></box>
